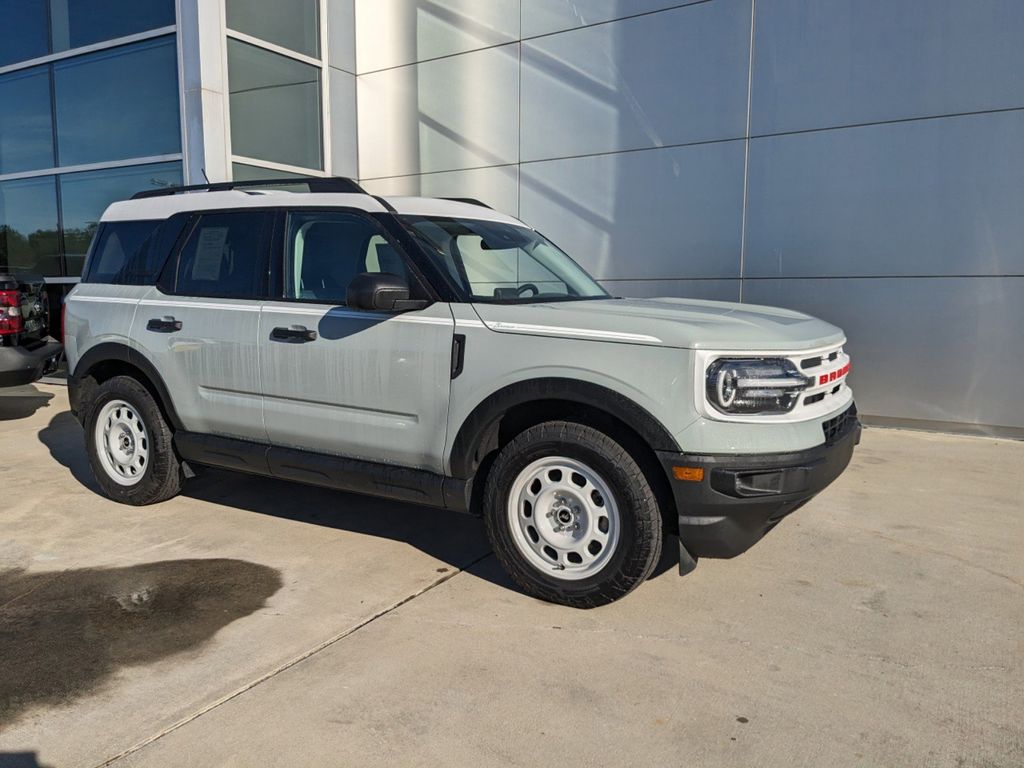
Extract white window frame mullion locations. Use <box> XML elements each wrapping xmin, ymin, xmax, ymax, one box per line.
<box><xmin>174</xmin><ymin>0</ymin><xmax>190</xmax><ymax>183</ymax></box>
<box><xmin>319</xmin><ymin>0</ymin><xmax>332</xmax><ymax>176</ymax></box>
<box><xmin>219</xmin><ymin>0</ymin><xmax>235</xmax><ymax>181</ymax></box>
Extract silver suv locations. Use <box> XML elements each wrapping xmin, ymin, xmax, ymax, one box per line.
<box><xmin>65</xmin><ymin>177</ymin><xmax>860</xmax><ymax>608</ymax></box>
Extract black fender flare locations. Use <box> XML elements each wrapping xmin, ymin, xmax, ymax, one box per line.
<box><xmin>448</xmin><ymin>377</ymin><xmax>681</xmax><ymax>479</ymax></box>
<box><xmin>71</xmin><ymin>342</ymin><xmax>183</xmax><ymax>430</ymax></box>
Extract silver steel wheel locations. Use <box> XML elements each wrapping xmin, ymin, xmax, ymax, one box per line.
<box><xmin>94</xmin><ymin>399</ymin><xmax>150</xmax><ymax>487</ymax></box>
<box><xmin>507</xmin><ymin>456</ymin><xmax>621</xmax><ymax>581</ymax></box>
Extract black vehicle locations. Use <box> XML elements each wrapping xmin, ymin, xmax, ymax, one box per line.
<box><xmin>0</xmin><ymin>272</ymin><xmax>63</xmax><ymax>387</ymax></box>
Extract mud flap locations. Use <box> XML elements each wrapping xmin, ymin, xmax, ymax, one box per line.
<box><xmin>678</xmin><ymin>537</ymin><xmax>698</xmax><ymax>576</ymax></box>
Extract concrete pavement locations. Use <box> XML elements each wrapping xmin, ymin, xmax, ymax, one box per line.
<box><xmin>1</xmin><ymin>384</ymin><xmax>1021</xmax><ymax>767</ymax></box>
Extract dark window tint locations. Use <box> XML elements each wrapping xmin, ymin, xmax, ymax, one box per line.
<box><xmin>0</xmin><ymin>0</ymin><xmax>49</xmax><ymax>67</ymax></box>
<box><xmin>0</xmin><ymin>66</ymin><xmax>54</xmax><ymax>175</ymax></box>
<box><xmin>53</xmin><ymin>36</ymin><xmax>180</xmax><ymax>166</ymax></box>
<box><xmin>83</xmin><ymin>220</ymin><xmax>160</xmax><ymax>284</ymax></box>
<box><xmin>82</xmin><ymin>217</ymin><xmax>188</xmax><ymax>286</ymax></box>
<box><xmin>170</xmin><ymin>212</ymin><xmax>268</xmax><ymax>298</ymax></box>
<box><xmin>284</xmin><ymin>211</ymin><xmax>407</xmax><ymax>304</ymax></box>
<box><xmin>50</xmin><ymin>0</ymin><xmax>176</xmax><ymax>51</ymax></box>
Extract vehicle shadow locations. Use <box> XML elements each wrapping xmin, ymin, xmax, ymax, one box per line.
<box><xmin>184</xmin><ymin>469</ymin><xmax>678</xmax><ymax>586</ymax></box>
<box><xmin>184</xmin><ymin>465</ymin><xmax>504</xmax><ymax>584</ymax></box>
<box><xmin>38</xmin><ymin>410</ymin><xmax>677</xmax><ymax>597</ymax></box>
<box><xmin>0</xmin><ymin>384</ymin><xmax>54</xmax><ymax>422</ymax></box>
<box><xmin>37</xmin><ymin>410</ymin><xmax>101</xmax><ymax>492</ymax></box>
<box><xmin>37</xmin><ymin>408</ymin><xmax>506</xmax><ymax>589</ymax></box>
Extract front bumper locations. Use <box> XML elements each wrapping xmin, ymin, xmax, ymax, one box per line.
<box><xmin>0</xmin><ymin>338</ymin><xmax>63</xmax><ymax>388</ymax></box>
<box><xmin>658</xmin><ymin>403</ymin><xmax>861</xmax><ymax>565</ymax></box>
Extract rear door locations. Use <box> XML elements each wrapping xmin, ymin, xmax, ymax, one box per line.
<box><xmin>259</xmin><ymin>209</ymin><xmax>454</xmax><ymax>472</ymax></box>
<box><xmin>132</xmin><ymin>209</ymin><xmax>271</xmax><ymax>441</ymax></box>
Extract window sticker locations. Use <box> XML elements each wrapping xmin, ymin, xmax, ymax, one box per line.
<box><xmin>192</xmin><ymin>226</ymin><xmax>229</xmax><ymax>281</ymax></box>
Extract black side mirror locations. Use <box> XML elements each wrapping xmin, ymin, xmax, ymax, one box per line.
<box><xmin>346</xmin><ymin>272</ymin><xmax>428</xmax><ymax>312</ymax></box>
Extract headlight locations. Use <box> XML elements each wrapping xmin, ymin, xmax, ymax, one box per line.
<box><xmin>705</xmin><ymin>358</ymin><xmax>811</xmax><ymax>415</ymax></box>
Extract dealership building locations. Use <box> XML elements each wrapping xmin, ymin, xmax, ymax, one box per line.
<box><xmin>0</xmin><ymin>0</ymin><xmax>1020</xmax><ymax>436</ymax></box>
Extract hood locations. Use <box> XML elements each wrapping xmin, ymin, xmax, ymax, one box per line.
<box><xmin>471</xmin><ymin>297</ymin><xmax>845</xmax><ymax>351</ymax></box>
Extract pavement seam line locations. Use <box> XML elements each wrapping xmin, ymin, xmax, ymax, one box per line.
<box><xmin>96</xmin><ymin>550</ymin><xmax>494</xmax><ymax>767</ymax></box>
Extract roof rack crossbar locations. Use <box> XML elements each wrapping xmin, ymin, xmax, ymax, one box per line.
<box><xmin>131</xmin><ymin>176</ymin><xmax>366</xmax><ymax>199</ymax></box>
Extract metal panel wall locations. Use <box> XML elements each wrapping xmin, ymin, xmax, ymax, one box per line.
<box><xmin>519</xmin><ymin>141</ymin><xmax>746</xmax><ymax>280</ymax></box>
<box><xmin>351</xmin><ymin>0</ymin><xmax>1024</xmax><ymax>434</ymax></box>
<box><xmin>520</xmin><ymin>0</ymin><xmax>750</xmax><ymax>161</ymax></box>
<box><xmin>354</xmin><ymin>0</ymin><xmax>520</xmax><ymax>73</ymax></box>
<box><xmin>357</xmin><ymin>43</ymin><xmax>519</xmax><ymax>179</ymax></box>
<box><xmin>363</xmin><ymin>164</ymin><xmax>520</xmax><ymax>216</ymax></box>
<box><xmin>520</xmin><ymin>0</ymin><xmax>707</xmax><ymax>37</ymax></box>
<box><xmin>743</xmin><ymin>278</ymin><xmax>1024</xmax><ymax>434</ymax></box>
<box><xmin>751</xmin><ymin>0</ymin><xmax>1024</xmax><ymax>134</ymax></box>
<box><xmin>744</xmin><ymin>111</ymin><xmax>1024</xmax><ymax>278</ymax></box>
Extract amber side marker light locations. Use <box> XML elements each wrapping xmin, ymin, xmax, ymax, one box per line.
<box><xmin>672</xmin><ymin>466</ymin><xmax>705</xmax><ymax>482</ymax></box>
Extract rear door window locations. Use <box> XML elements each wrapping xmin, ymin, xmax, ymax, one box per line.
<box><xmin>164</xmin><ymin>211</ymin><xmax>270</xmax><ymax>298</ymax></box>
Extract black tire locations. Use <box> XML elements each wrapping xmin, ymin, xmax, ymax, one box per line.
<box><xmin>84</xmin><ymin>375</ymin><xmax>183</xmax><ymax>505</ymax></box>
<box><xmin>483</xmin><ymin>421</ymin><xmax>662</xmax><ymax>608</ymax></box>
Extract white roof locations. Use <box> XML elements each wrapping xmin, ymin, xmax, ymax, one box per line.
<box><xmin>101</xmin><ymin>190</ymin><xmax>524</xmax><ymax>226</ymax></box>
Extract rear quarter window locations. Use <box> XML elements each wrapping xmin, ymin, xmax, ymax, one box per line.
<box><xmin>82</xmin><ymin>217</ymin><xmax>187</xmax><ymax>285</ymax></box>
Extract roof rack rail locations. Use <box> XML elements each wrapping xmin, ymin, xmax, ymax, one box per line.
<box><xmin>439</xmin><ymin>197</ymin><xmax>492</xmax><ymax>209</ymax></box>
<box><xmin>131</xmin><ymin>176</ymin><xmax>366</xmax><ymax>199</ymax></box>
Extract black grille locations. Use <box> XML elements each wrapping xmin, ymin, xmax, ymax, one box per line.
<box><xmin>822</xmin><ymin>403</ymin><xmax>858</xmax><ymax>442</ymax></box>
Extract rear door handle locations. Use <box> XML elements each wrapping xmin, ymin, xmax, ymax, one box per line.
<box><xmin>271</xmin><ymin>325</ymin><xmax>318</xmax><ymax>343</ymax></box>
<box><xmin>146</xmin><ymin>316</ymin><xmax>182</xmax><ymax>333</ymax></box>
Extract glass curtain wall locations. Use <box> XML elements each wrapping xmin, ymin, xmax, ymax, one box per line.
<box><xmin>0</xmin><ymin>0</ymin><xmax>180</xmax><ymax>279</ymax></box>
<box><xmin>225</xmin><ymin>0</ymin><xmax>325</xmax><ymax>179</ymax></box>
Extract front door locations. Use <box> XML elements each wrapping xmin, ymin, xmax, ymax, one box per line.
<box><xmin>259</xmin><ymin>209</ymin><xmax>454</xmax><ymax>472</ymax></box>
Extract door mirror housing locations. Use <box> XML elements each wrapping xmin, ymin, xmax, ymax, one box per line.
<box><xmin>346</xmin><ymin>272</ymin><xmax>428</xmax><ymax>312</ymax></box>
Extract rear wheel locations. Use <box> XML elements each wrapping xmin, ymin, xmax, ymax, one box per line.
<box><xmin>85</xmin><ymin>376</ymin><xmax>183</xmax><ymax>505</ymax></box>
<box><xmin>484</xmin><ymin>421</ymin><xmax>662</xmax><ymax>608</ymax></box>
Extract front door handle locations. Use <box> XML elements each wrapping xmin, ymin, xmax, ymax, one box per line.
<box><xmin>271</xmin><ymin>325</ymin><xmax>318</xmax><ymax>343</ymax></box>
<box><xmin>147</xmin><ymin>316</ymin><xmax>182</xmax><ymax>333</ymax></box>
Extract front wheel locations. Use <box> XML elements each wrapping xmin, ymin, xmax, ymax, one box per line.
<box><xmin>483</xmin><ymin>421</ymin><xmax>662</xmax><ymax>608</ymax></box>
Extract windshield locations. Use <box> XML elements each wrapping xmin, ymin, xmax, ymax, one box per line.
<box><xmin>400</xmin><ymin>216</ymin><xmax>610</xmax><ymax>303</ymax></box>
